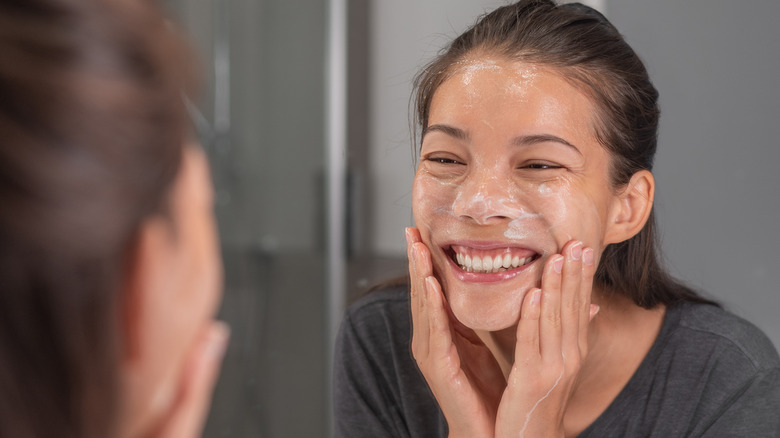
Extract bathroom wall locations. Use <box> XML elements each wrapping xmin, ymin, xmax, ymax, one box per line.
<box><xmin>366</xmin><ymin>0</ymin><xmax>509</xmax><ymax>257</ymax></box>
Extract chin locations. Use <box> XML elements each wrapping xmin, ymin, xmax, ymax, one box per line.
<box><xmin>446</xmin><ymin>284</ymin><xmax>527</xmax><ymax>332</ymax></box>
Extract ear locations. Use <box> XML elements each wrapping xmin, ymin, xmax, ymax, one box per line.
<box><xmin>604</xmin><ymin>170</ymin><xmax>655</xmax><ymax>245</ymax></box>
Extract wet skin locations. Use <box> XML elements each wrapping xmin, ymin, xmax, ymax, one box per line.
<box><xmin>408</xmin><ymin>57</ymin><xmax>664</xmax><ymax>437</ymax></box>
<box><xmin>412</xmin><ymin>58</ymin><xmax>620</xmax><ymax>332</ymax></box>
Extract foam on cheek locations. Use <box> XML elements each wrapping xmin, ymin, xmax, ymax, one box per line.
<box><xmin>541</xmin><ymin>183</ymin><xmax>573</xmax><ymax>241</ymax></box>
<box><xmin>527</xmin><ymin>180</ymin><xmax>603</xmax><ymax>245</ymax></box>
<box><xmin>412</xmin><ymin>168</ymin><xmax>457</xmax><ymax>218</ymax></box>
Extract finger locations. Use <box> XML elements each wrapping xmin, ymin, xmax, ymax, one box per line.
<box><xmin>539</xmin><ymin>254</ymin><xmax>563</xmax><ymax>363</ymax></box>
<box><xmin>406</xmin><ymin>227</ymin><xmax>419</xmax><ymax>307</ymax></box>
<box><xmin>407</xmin><ymin>228</ymin><xmax>434</xmax><ymax>358</ymax></box>
<box><xmin>514</xmin><ymin>288</ymin><xmax>542</xmax><ymax>369</ymax></box>
<box><xmin>154</xmin><ymin>321</ymin><xmax>229</xmax><ymax>438</ymax></box>
<box><xmin>579</xmin><ymin>247</ymin><xmax>597</xmax><ymax>352</ymax></box>
<box><xmin>425</xmin><ymin>276</ymin><xmax>457</xmax><ymax>365</ymax></box>
<box><xmin>560</xmin><ymin>241</ymin><xmax>583</xmax><ymax>358</ymax></box>
<box><xmin>406</xmin><ymin>227</ymin><xmax>422</xmax><ymax>301</ymax></box>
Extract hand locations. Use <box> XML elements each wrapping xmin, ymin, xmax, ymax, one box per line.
<box><xmin>406</xmin><ymin>227</ymin><xmax>505</xmax><ymax>437</ymax></box>
<box><xmin>144</xmin><ymin>321</ymin><xmax>229</xmax><ymax>438</ymax></box>
<box><xmin>495</xmin><ymin>240</ymin><xmax>596</xmax><ymax>437</ymax></box>
<box><xmin>406</xmin><ymin>228</ymin><xmax>597</xmax><ymax>438</ymax></box>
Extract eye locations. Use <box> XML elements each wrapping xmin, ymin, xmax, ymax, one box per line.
<box><xmin>430</xmin><ymin>157</ymin><xmax>461</xmax><ymax>165</ymax></box>
<box><xmin>424</xmin><ymin>155</ymin><xmax>464</xmax><ymax>165</ymax></box>
<box><xmin>521</xmin><ymin>161</ymin><xmax>562</xmax><ymax>170</ymax></box>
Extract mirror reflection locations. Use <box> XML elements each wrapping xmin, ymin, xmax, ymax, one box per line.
<box><xmin>158</xmin><ymin>0</ymin><xmax>780</xmax><ymax>437</ymax></box>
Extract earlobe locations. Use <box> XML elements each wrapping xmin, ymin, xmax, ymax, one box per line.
<box><xmin>604</xmin><ymin>170</ymin><xmax>655</xmax><ymax>245</ymax></box>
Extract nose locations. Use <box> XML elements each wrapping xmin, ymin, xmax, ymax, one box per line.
<box><xmin>451</xmin><ymin>172</ymin><xmax>526</xmax><ymax>224</ymax></box>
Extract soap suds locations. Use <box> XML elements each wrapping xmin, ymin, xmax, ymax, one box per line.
<box><xmin>518</xmin><ymin>355</ymin><xmax>565</xmax><ymax>438</ymax></box>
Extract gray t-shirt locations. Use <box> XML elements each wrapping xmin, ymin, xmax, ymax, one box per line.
<box><xmin>334</xmin><ymin>286</ymin><xmax>780</xmax><ymax>437</ymax></box>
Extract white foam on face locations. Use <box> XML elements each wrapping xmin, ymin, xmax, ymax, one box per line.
<box><xmin>451</xmin><ymin>181</ymin><xmax>540</xmax><ymax>226</ymax></box>
<box><xmin>454</xmin><ymin>59</ymin><xmax>502</xmax><ymax>86</ymax></box>
<box><xmin>505</xmin><ymin>218</ymin><xmax>533</xmax><ymax>240</ymax></box>
<box><xmin>505</xmin><ymin>63</ymin><xmax>540</xmax><ymax>100</ymax></box>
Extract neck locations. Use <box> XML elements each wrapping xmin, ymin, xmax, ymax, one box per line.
<box><xmin>475</xmin><ymin>289</ymin><xmax>667</xmax><ymax>435</ymax></box>
<box><xmin>473</xmin><ymin>289</ymin><xmax>666</xmax><ymax>380</ymax></box>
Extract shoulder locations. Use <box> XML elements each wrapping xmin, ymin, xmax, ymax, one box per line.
<box><xmin>672</xmin><ymin>302</ymin><xmax>780</xmax><ymax>372</ymax></box>
<box><xmin>583</xmin><ymin>302</ymin><xmax>780</xmax><ymax>436</ymax></box>
<box><xmin>342</xmin><ymin>284</ymin><xmax>411</xmax><ymax>332</ymax></box>
<box><xmin>337</xmin><ymin>284</ymin><xmax>411</xmax><ymax>356</ymax></box>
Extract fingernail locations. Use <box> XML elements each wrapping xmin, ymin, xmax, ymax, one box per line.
<box><xmin>571</xmin><ymin>242</ymin><xmax>583</xmax><ymax>260</ymax></box>
<box><xmin>589</xmin><ymin>304</ymin><xmax>600</xmax><ymax>320</ymax></box>
<box><xmin>583</xmin><ymin>248</ymin><xmax>594</xmax><ymax>266</ymax></box>
<box><xmin>553</xmin><ymin>256</ymin><xmax>563</xmax><ymax>274</ymax></box>
<box><xmin>405</xmin><ymin>227</ymin><xmax>413</xmax><ymax>246</ymax></box>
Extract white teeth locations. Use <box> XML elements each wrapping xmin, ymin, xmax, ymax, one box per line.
<box><xmin>472</xmin><ymin>256</ymin><xmax>483</xmax><ymax>271</ymax></box>
<box><xmin>453</xmin><ymin>249</ymin><xmax>535</xmax><ymax>273</ymax></box>
<box><xmin>502</xmin><ymin>253</ymin><xmax>512</xmax><ymax>268</ymax></box>
<box><xmin>492</xmin><ymin>255</ymin><xmax>502</xmax><ymax>271</ymax></box>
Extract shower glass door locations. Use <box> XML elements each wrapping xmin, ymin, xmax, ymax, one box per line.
<box><xmin>163</xmin><ymin>0</ymin><xmax>333</xmax><ymax>436</ymax></box>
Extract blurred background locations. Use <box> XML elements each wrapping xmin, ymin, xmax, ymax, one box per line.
<box><xmin>161</xmin><ymin>0</ymin><xmax>780</xmax><ymax>436</ymax></box>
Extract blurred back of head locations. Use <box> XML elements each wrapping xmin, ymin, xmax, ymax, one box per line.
<box><xmin>0</xmin><ymin>0</ymin><xmax>193</xmax><ymax>436</ymax></box>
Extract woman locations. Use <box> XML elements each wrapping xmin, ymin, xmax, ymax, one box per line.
<box><xmin>0</xmin><ymin>0</ymin><xmax>226</xmax><ymax>437</ymax></box>
<box><xmin>334</xmin><ymin>1</ymin><xmax>780</xmax><ymax>436</ymax></box>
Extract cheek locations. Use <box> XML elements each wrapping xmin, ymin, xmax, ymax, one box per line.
<box><xmin>184</xmin><ymin>213</ymin><xmax>222</xmax><ymax>328</ymax></box>
<box><xmin>526</xmin><ymin>181</ymin><xmax>606</xmax><ymax>248</ymax></box>
<box><xmin>412</xmin><ymin>172</ymin><xmax>457</xmax><ymax>230</ymax></box>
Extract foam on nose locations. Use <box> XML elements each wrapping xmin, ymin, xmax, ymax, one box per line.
<box><xmin>452</xmin><ymin>177</ymin><xmax>538</xmax><ymax>224</ymax></box>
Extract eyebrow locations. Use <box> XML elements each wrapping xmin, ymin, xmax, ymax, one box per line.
<box><xmin>422</xmin><ymin>124</ymin><xmax>469</xmax><ymax>141</ymax></box>
<box><xmin>422</xmin><ymin>124</ymin><xmax>582</xmax><ymax>155</ymax></box>
<box><xmin>513</xmin><ymin>134</ymin><xmax>582</xmax><ymax>155</ymax></box>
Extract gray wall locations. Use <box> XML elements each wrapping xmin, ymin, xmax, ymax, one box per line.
<box><xmin>367</xmin><ymin>0</ymin><xmax>509</xmax><ymax>257</ymax></box>
<box><xmin>368</xmin><ymin>0</ymin><xmax>605</xmax><ymax>256</ymax></box>
<box><xmin>608</xmin><ymin>0</ymin><xmax>780</xmax><ymax>348</ymax></box>
<box><xmin>367</xmin><ymin>0</ymin><xmax>780</xmax><ymax>348</ymax></box>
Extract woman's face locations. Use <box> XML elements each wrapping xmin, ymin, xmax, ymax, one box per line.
<box><xmin>122</xmin><ymin>146</ymin><xmax>224</xmax><ymax>434</ymax></box>
<box><xmin>412</xmin><ymin>58</ymin><xmax>620</xmax><ymax>332</ymax></box>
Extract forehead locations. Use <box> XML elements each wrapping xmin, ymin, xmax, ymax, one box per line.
<box><xmin>429</xmin><ymin>58</ymin><xmax>598</xmax><ymax>140</ymax></box>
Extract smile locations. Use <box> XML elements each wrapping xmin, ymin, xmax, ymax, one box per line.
<box><xmin>447</xmin><ymin>244</ymin><xmax>539</xmax><ymax>274</ymax></box>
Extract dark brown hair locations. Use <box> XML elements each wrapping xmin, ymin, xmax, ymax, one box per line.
<box><xmin>413</xmin><ymin>0</ymin><xmax>713</xmax><ymax>308</ymax></box>
<box><xmin>0</xmin><ymin>0</ymin><xmax>194</xmax><ymax>436</ymax></box>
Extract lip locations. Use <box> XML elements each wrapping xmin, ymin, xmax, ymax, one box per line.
<box><xmin>441</xmin><ymin>240</ymin><xmax>540</xmax><ymax>284</ymax></box>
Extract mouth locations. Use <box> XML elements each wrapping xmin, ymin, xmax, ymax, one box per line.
<box><xmin>445</xmin><ymin>244</ymin><xmax>540</xmax><ymax>274</ymax></box>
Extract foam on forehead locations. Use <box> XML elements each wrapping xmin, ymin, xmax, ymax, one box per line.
<box><xmin>450</xmin><ymin>58</ymin><xmax>540</xmax><ymax>100</ymax></box>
